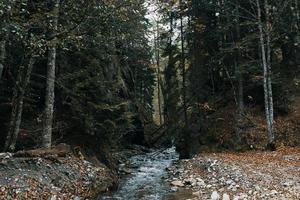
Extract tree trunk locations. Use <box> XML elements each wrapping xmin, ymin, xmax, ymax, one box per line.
<box><xmin>4</xmin><ymin>57</ymin><xmax>35</xmax><ymax>152</ymax></box>
<box><xmin>155</xmin><ymin>23</ymin><xmax>163</xmax><ymax>125</ymax></box>
<box><xmin>257</xmin><ymin>0</ymin><xmax>275</xmax><ymax>147</ymax></box>
<box><xmin>180</xmin><ymin>0</ymin><xmax>188</xmax><ymax>127</ymax></box>
<box><xmin>0</xmin><ymin>39</ymin><xmax>6</xmax><ymax>80</ymax></box>
<box><xmin>42</xmin><ymin>0</ymin><xmax>60</xmax><ymax>148</ymax></box>
<box><xmin>234</xmin><ymin>1</ymin><xmax>244</xmax><ymax>143</ymax></box>
<box><xmin>264</xmin><ymin>0</ymin><xmax>275</xmax><ymax>145</ymax></box>
<box><xmin>179</xmin><ymin>0</ymin><xmax>190</xmax><ymax>159</ymax></box>
<box><xmin>295</xmin><ymin>0</ymin><xmax>299</xmax><ymax>29</ymax></box>
<box><xmin>0</xmin><ymin>1</ymin><xmax>12</xmax><ymax>81</ymax></box>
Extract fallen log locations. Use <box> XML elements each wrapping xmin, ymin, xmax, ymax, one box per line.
<box><xmin>13</xmin><ymin>143</ymin><xmax>71</xmax><ymax>158</ymax></box>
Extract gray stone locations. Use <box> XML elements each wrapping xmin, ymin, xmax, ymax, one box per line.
<box><xmin>222</xmin><ymin>193</ymin><xmax>230</xmax><ymax>200</ymax></box>
<box><xmin>211</xmin><ymin>191</ymin><xmax>220</xmax><ymax>200</ymax></box>
<box><xmin>171</xmin><ymin>180</ymin><xmax>184</xmax><ymax>187</ymax></box>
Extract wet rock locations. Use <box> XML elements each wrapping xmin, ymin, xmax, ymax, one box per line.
<box><xmin>0</xmin><ymin>153</ymin><xmax>12</xmax><ymax>159</ymax></box>
<box><xmin>171</xmin><ymin>186</ymin><xmax>178</xmax><ymax>192</ymax></box>
<box><xmin>120</xmin><ymin>168</ymin><xmax>133</xmax><ymax>174</ymax></box>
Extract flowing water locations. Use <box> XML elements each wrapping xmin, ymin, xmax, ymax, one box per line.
<box><xmin>99</xmin><ymin>147</ymin><xmax>180</xmax><ymax>200</ymax></box>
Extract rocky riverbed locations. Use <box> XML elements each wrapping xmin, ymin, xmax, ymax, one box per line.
<box><xmin>3</xmin><ymin>145</ymin><xmax>300</xmax><ymax>200</ymax></box>
<box><xmin>0</xmin><ymin>145</ymin><xmax>116</xmax><ymax>200</ymax></box>
<box><xmin>165</xmin><ymin>147</ymin><xmax>300</xmax><ymax>200</ymax></box>
<box><xmin>100</xmin><ymin>147</ymin><xmax>179</xmax><ymax>200</ymax></box>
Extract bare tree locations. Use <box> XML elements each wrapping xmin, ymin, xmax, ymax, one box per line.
<box><xmin>256</xmin><ymin>0</ymin><xmax>275</xmax><ymax>148</ymax></box>
<box><xmin>4</xmin><ymin>56</ymin><xmax>36</xmax><ymax>151</ymax></box>
<box><xmin>42</xmin><ymin>0</ymin><xmax>61</xmax><ymax>148</ymax></box>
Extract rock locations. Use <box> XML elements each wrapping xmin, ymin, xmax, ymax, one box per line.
<box><xmin>239</xmin><ymin>193</ymin><xmax>248</xmax><ymax>198</ymax></box>
<box><xmin>211</xmin><ymin>191</ymin><xmax>220</xmax><ymax>200</ymax></box>
<box><xmin>184</xmin><ymin>178</ymin><xmax>197</xmax><ymax>186</ymax></box>
<box><xmin>268</xmin><ymin>190</ymin><xmax>278</xmax><ymax>196</ymax></box>
<box><xmin>192</xmin><ymin>191</ymin><xmax>201</xmax><ymax>197</ymax></box>
<box><xmin>0</xmin><ymin>153</ymin><xmax>12</xmax><ymax>159</ymax></box>
<box><xmin>255</xmin><ymin>185</ymin><xmax>261</xmax><ymax>191</ymax></box>
<box><xmin>171</xmin><ymin>186</ymin><xmax>178</xmax><ymax>192</ymax></box>
<box><xmin>196</xmin><ymin>178</ymin><xmax>206</xmax><ymax>187</ymax></box>
<box><xmin>122</xmin><ymin>168</ymin><xmax>133</xmax><ymax>174</ymax></box>
<box><xmin>226</xmin><ymin>179</ymin><xmax>233</xmax><ymax>185</ymax></box>
<box><xmin>283</xmin><ymin>181</ymin><xmax>293</xmax><ymax>187</ymax></box>
<box><xmin>222</xmin><ymin>193</ymin><xmax>230</xmax><ymax>200</ymax></box>
<box><xmin>50</xmin><ymin>195</ymin><xmax>57</xmax><ymax>200</ymax></box>
<box><xmin>171</xmin><ymin>180</ymin><xmax>184</xmax><ymax>187</ymax></box>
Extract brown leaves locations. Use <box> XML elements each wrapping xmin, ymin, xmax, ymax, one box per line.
<box><xmin>0</xmin><ymin>155</ymin><xmax>115</xmax><ymax>200</ymax></box>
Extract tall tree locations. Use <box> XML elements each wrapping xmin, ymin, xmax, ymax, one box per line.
<box><xmin>0</xmin><ymin>1</ymin><xmax>13</xmax><ymax>81</ymax></box>
<box><xmin>155</xmin><ymin>22</ymin><xmax>163</xmax><ymax>125</ymax></box>
<box><xmin>234</xmin><ymin>1</ymin><xmax>244</xmax><ymax>142</ymax></box>
<box><xmin>4</xmin><ymin>56</ymin><xmax>36</xmax><ymax>151</ymax></box>
<box><xmin>257</xmin><ymin>0</ymin><xmax>275</xmax><ymax>148</ymax></box>
<box><xmin>42</xmin><ymin>0</ymin><xmax>61</xmax><ymax>148</ymax></box>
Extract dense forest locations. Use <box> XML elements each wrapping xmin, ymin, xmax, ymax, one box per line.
<box><xmin>1</xmin><ymin>0</ymin><xmax>300</xmax><ymax>158</ymax></box>
<box><xmin>0</xmin><ymin>0</ymin><xmax>300</xmax><ymax>199</ymax></box>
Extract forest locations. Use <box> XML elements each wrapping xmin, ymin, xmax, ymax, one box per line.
<box><xmin>0</xmin><ymin>0</ymin><xmax>299</xmax><ymax>199</ymax></box>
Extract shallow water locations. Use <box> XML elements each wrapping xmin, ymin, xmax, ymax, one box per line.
<box><xmin>99</xmin><ymin>147</ymin><xmax>180</xmax><ymax>200</ymax></box>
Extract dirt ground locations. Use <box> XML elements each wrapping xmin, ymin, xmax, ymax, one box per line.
<box><xmin>167</xmin><ymin>147</ymin><xmax>300</xmax><ymax>200</ymax></box>
<box><xmin>0</xmin><ymin>152</ymin><xmax>116</xmax><ymax>200</ymax></box>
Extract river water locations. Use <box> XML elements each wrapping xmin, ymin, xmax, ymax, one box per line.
<box><xmin>99</xmin><ymin>147</ymin><xmax>179</xmax><ymax>200</ymax></box>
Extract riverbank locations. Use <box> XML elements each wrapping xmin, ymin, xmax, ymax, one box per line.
<box><xmin>0</xmin><ymin>144</ymin><xmax>116</xmax><ymax>200</ymax></box>
<box><xmin>166</xmin><ymin>147</ymin><xmax>300</xmax><ymax>200</ymax></box>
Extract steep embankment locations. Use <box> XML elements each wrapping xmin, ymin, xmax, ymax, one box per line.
<box><xmin>0</xmin><ymin>144</ymin><xmax>116</xmax><ymax>199</ymax></box>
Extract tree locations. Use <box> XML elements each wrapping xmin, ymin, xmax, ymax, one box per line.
<box><xmin>155</xmin><ymin>21</ymin><xmax>163</xmax><ymax>125</ymax></box>
<box><xmin>0</xmin><ymin>1</ymin><xmax>13</xmax><ymax>81</ymax></box>
<box><xmin>256</xmin><ymin>0</ymin><xmax>275</xmax><ymax>148</ymax></box>
<box><xmin>42</xmin><ymin>0</ymin><xmax>61</xmax><ymax>148</ymax></box>
<box><xmin>4</xmin><ymin>57</ymin><xmax>36</xmax><ymax>151</ymax></box>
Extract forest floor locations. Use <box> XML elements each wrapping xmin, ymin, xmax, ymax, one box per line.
<box><xmin>166</xmin><ymin>147</ymin><xmax>300</xmax><ymax>200</ymax></box>
<box><xmin>0</xmin><ymin>145</ymin><xmax>116</xmax><ymax>200</ymax></box>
